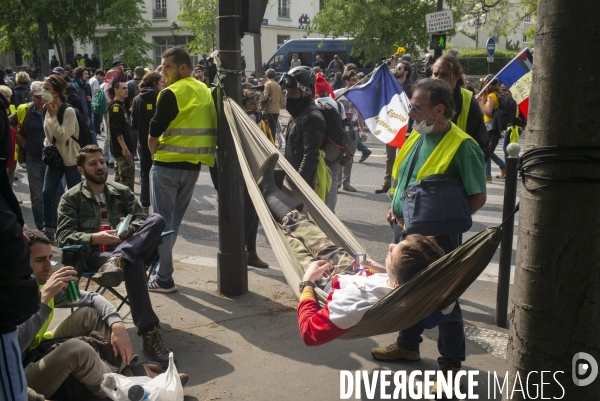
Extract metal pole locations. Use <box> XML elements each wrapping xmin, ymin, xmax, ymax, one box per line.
<box><xmin>216</xmin><ymin>0</ymin><xmax>248</xmax><ymax>296</ymax></box>
<box><xmin>433</xmin><ymin>0</ymin><xmax>444</xmax><ymax>60</ymax></box>
<box><xmin>495</xmin><ymin>140</ymin><xmax>521</xmax><ymax>327</ymax></box>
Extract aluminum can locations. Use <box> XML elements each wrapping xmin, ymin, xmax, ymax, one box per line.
<box><xmin>354</xmin><ymin>252</ymin><xmax>366</xmax><ymax>273</ymax></box>
<box><xmin>100</xmin><ymin>224</ymin><xmax>112</xmax><ymax>252</ymax></box>
<box><xmin>65</xmin><ymin>280</ymin><xmax>81</xmax><ymax>305</ymax></box>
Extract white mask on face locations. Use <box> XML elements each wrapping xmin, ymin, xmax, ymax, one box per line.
<box><xmin>413</xmin><ymin>109</ymin><xmax>440</xmax><ymax>134</ymax></box>
<box><xmin>41</xmin><ymin>89</ymin><xmax>54</xmax><ymax>103</ymax></box>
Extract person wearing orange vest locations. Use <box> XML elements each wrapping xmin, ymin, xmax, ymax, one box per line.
<box><xmin>148</xmin><ymin>47</ymin><xmax>217</xmax><ymax>292</ymax></box>
<box><xmin>371</xmin><ymin>79</ymin><xmax>486</xmax><ymax>394</ymax></box>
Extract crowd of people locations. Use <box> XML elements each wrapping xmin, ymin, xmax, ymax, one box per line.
<box><xmin>0</xmin><ymin>45</ymin><xmax>526</xmax><ymax>399</ymax></box>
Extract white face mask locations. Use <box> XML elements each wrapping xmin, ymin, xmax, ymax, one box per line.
<box><xmin>41</xmin><ymin>89</ymin><xmax>54</xmax><ymax>103</ymax></box>
<box><xmin>413</xmin><ymin>109</ymin><xmax>440</xmax><ymax>134</ymax></box>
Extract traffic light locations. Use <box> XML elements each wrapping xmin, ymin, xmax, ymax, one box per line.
<box><xmin>241</xmin><ymin>0</ymin><xmax>269</xmax><ymax>35</ymax></box>
<box><xmin>429</xmin><ymin>33</ymin><xmax>447</xmax><ymax>50</ymax></box>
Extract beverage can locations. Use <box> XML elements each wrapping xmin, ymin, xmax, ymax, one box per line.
<box><xmin>128</xmin><ymin>385</ymin><xmax>150</xmax><ymax>400</ymax></box>
<box><xmin>65</xmin><ymin>280</ymin><xmax>81</xmax><ymax>305</ymax></box>
<box><xmin>100</xmin><ymin>224</ymin><xmax>112</xmax><ymax>252</ymax></box>
<box><xmin>354</xmin><ymin>252</ymin><xmax>366</xmax><ymax>273</ymax></box>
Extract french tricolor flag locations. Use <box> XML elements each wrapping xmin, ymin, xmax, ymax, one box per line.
<box><xmin>344</xmin><ymin>66</ymin><xmax>410</xmax><ymax>148</ymax></box>
<box><xmin>495</xmin><ymin>48</ymin><xmax>533</xmax><ymax>118</ymax></box>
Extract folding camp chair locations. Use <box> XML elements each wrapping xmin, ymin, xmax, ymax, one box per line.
<box><xmin>60</xmin><ymin>230</ymin><xmax>175</xmax><ymax>312</ymax></box>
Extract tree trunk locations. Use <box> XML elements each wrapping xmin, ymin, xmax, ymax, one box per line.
<box><xmin>504</xmin><ymin>0</ymin><xmax>600</xmax><ymax>399</ymax></box>
<box><xmin>253</xmin><ymin>33</ymin><xmax>262</xmax><ymax>76</ymax></box>
<box><xmin>37</xmin><ymin>18</ymin><xmax>50</xmax><ymax>77</ymax></box>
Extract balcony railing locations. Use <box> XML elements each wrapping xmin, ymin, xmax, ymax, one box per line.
<box><xmin>153</xmin><ymin>9</ymin><xmax>167</xmax><ymax>19</ymax></box>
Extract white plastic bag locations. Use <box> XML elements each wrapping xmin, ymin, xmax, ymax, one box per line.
<box><xmin>101</xmin><ymin>352</ymin><xmax>184</xmax><ymax>401</ymax></box>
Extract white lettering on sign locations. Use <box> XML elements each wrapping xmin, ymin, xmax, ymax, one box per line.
<box><xmin>425</xmin><ymin>10</ymin><xmax>454</xmax><ymax>33</ymax></box>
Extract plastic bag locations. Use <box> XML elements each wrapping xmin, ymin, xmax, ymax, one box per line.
<box><xmin>101</xmin><ymin>353</ymin><xmax>184</xmax><ymax>401</ymax></box>
<box><xmin>509</xmin><ymin>126</ymin><xmax>520</xmax><ymax>143</ymax></box>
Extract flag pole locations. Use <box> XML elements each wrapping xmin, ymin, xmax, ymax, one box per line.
<box><xmin>336</xmin><ymin>64</ymin><xmax>384</xmax><ymax>99</ymax></box>
<box><xmin>476</xmin><ymin>47</ymin><xmax>530</xmax><ymax>98</ymax></box>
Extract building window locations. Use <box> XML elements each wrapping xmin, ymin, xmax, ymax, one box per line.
<box><xmin>94</xmin><ymin>38</ymin><xmax>103</xmax><ymax>61</ymax></box>
<box><xmin>154</xmin><ymin>0</ymin><xmax>167</xmax><ymax>19</ymax></box>
<box><xmin>154</xmin><ymin>36</ymin><xmax>199</xmax><ymax>67</ymax></box>
<box><xmin>522</xmin><ymin>34</ymin><xmax>529</xmax><ymax>43</ymax></box>
<box><xmin>278</xmin><ymin>0</ymin><xmax>290</xmax><ymax>18</ymax></box>
<box><xmin>524</xmin><ymin>14</ymin><xmax>531</xmax><ymax>23</ymax></box>
<box><xmin>277</xmin><ymin>35</ymin><xmax>290</xmax><ymax>49</ymax></box>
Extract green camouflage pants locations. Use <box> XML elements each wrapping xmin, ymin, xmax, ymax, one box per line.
<box><xmin>114</xmin><ymin>155</ymin><xmax>135</xmax><ymax>191</ymax></box>
<box><xmin>282</xmin><ymin>210</ymin><xmax>354</xmax><ymax>276</ymax></box>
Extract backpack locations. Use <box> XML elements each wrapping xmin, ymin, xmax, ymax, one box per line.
<box><xmin>316</xmin><ymin>102</ymin><xmax>351</xmax><ymax>166</ymax></box>
<box><xmin>493</xmin><ymin>94</ymin><xmax>518</xmax><ymax>134</ymax></box>
<box><xmin>13</xmin><ymin>87</ymin><xmax>32</xmax><ymax>107</ymax></box>
<box><xmin>92</xmin><ymin>88</ymin><xmax>108</xmax><ymax>114</ymax></box>
<box><xmin>55</xmin><ymin>103</ymin><xmax>94</xmax><ymax>148</ymax></box>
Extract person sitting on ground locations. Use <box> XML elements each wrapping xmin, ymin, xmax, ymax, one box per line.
<box><xmin>56</xmin><ymin>144</ymin><xmax>173</xmax><ymax>367</ymax></box>
<box><xmin>255</xmin><ymin>153</ymin><xmax>452</xmax><ymax>347</ymax></box>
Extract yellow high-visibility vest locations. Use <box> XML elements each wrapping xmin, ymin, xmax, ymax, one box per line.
<box><xmin>30</xmin><ymin>287</ymin><xmax>54</xmax><ymax>350</ymax></box>
<box><xmin>456</xmin><ymin>88</ymin><xmax>472</xmax><ymax>132</ymax></box>
<box><xmin>154</xmin><ymin>77</ymin><xmax>217</xmax><ymax>166</ymax></box>
<box><xmin>390</xmin><ymin>123</ymin><xmax>476</xmax><ymax>194</ymax></box>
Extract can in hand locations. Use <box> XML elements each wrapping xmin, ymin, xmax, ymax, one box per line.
<box><xmin>65</xmin><ymin>280</ymin><xmax>81</xmax><ymax>305</ymax></box>
<box><xmin>354</xmin><ymin>252</ymin><xmax>366</xmax><ymax>273</ymax></box>
<box><xmin>99</xmin><ymin>224</ymin><xmax>112</xmax><ymax>252</ymax></box>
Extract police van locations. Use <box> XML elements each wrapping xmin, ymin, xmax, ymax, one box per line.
<box><xmin>264</xmin><ymin>38</ymin><xmax>375</xmax><ymax>76</ymax></box>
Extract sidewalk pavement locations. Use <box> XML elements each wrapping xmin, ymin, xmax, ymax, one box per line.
<box><xmin>52</xmin><ymin>237</ymin><xmax>508</xmax><ymax>401</ymax></box>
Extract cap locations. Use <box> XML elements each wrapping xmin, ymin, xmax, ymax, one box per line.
<box><xmin>400</xmin><ymin>54</ymin><xmax>413</xmax><ymax>62</ymax></box>
<box><xmin>30</xmin><ymin>81</ymin><xmax>43</xmax><ymax>96</ymax></box>
<box><xmin>314</xmin><ymin>73</ymin><xmax>335</xmax><ymax>99</ymax></box>
<box><xmin>242</xmin><ymin>82</ymin><xmax>264</xmax><ymax>91</ymax></box>
<box><xmin>194</xmin><ymin>65</ymin><xmax>204</xmax><ymax>72</ymax></box>
<box><xmin>112</xmin><ymin>60</ymin><xmax>123</xmax><ymax>68</ymax></box>
<box><xmin>52</xmin><ymin>66</ymin><xmax>65</xmax><ymax>75</ymax></box>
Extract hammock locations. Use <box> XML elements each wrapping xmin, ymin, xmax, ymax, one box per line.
<box><xmin>223</xmin><ymin>97</ymin><xmax>502</xmax><ymax>339</ymax></box>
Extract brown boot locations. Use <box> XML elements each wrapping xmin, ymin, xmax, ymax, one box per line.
<box><xmin>91</xmin><ymin>256</ymin><xmax>125</xmax><ymax>287</ymax></box>
<box><xmin>371</xmin><ymin>342</ymin><xmax>420</xmax><ymax>361</ymax></box>
<box><xmin>374</xmin><ymin>184</ymin><xmax>390</xmax><ymax>194</ymax></box>
<box><xmin>248</xmin><ymin>251</ymin><xmax>269</xmax><ymax>268</ymax></box>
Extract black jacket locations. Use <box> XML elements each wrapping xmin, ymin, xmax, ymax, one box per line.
<box><xmin>108</xmin><ymin>100</ymin><xmax>133</xmax><ymax>157</ymax></box>
<box><xmin>284</xmin><ymin>103</ymin><xmax>327</xmax><ymax>186</ymax></box>
<box><xmin>131</xmin><ymin>87</ymin><xmax>159</xmax><ymax>151</ymax></box>
<box><xmin>451</xmin><ymin>85</ymin><xmax>490</xmax><ymax>160</ymax></box>
<box><xmin>63</xmin><ymin>76</ymin><xmax>84</xmax><ymax>113</ymax></box>
<box><xmin>0</xmin><ymin>194</ymin><xmax>40</xmax><ymax>334</ymax></box>
<box><xmin>0</xmin><ymin>94</ymin><xmax>11</xmax><ymax>162</ymax></box>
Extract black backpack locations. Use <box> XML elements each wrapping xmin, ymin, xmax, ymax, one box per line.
<box><xmin>316</xmin><ymin>102</ymin><xmax>351</xmax><ymax>166</ymax></box>
<box><xmin>56</xmin><ymin>103</ymin><xmax>94</xmax><ymax>148</ymax></box>
<box><xmin>493</xmin><ymin>94</ymin><xmax>518</xmax><ymax>134</ymax></box>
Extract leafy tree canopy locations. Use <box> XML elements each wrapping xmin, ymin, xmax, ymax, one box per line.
<box><xmin>177</xmin><ymin>0</ymin><xmax>217</xmax><ymax>56</ymax></box>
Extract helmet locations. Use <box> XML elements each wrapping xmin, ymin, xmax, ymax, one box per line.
<box><xmin>278</xmin><ymin>66</ymin><xmax>315</xmax><ymax>96</ymax></box>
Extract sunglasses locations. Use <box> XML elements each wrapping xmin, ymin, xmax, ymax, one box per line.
<box><xmin>408</xmin><ymin>104</ymin><xmax>424</xmax><ymax>113</ymax></box>
<box><xmin>98</xmin><ymin>201</ymin><xmax>109</xmax><ymax>219</ymax></box>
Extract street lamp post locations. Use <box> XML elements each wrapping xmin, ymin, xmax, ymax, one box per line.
<box><xmin>170</xmin><ymin>22</ymin><xmax>181</xmax><ymax>46</ymax></box>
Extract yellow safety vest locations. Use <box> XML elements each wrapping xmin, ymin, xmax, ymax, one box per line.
<box><xmin>390</xmin><ymin>123</ymin><xmax>476</xmax><ymax>195</ymax></box>
<box><xmin>154</xmin><ymin>77</ymin><xmax>217</xmax><ymax>166</ymax></box>
<box><xmin>30</xmin><ymin>287</ymin><xmax>54</xmax><ymax>350</ymax></box>
<box><xmin>456</xmin><ymin>87</ymin><xmax>472</xmax><ymax>132</ymax></box>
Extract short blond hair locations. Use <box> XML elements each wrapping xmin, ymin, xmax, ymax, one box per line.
<box><xmin>0</xmin><ymin>85</ymin><xmax>12</xmax><ymax>99</ymax></box>
<box><xmin>15</xmin><ymin>71</ymin><xmax>30</xmax><ymax>85</ymax></box>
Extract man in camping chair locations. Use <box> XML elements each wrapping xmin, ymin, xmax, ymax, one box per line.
<box><xmin>56</xmin><ymin>144</ymin><xmax>174</xmax><ymax>368</ymax></box>
<box><xmin>257</xmin><ymin>153</ymin><xmax>453</xmax><ymax>346</ymax></box>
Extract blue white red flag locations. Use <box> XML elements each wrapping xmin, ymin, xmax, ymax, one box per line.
<box><xmin>343</xmin><ymin>66</ymin><xmax>410</xmax><ymax>148</ymax></box>
<box><xmin>495</xmin><ymin>48</ymin><xmax>533</xmax><ymax>118</ymax></box>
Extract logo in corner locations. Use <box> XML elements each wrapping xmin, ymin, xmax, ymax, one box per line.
<box><xmin>573</xmin><ymin>352</ymin><xmax>598</xmax><ymax>386</ymax></box>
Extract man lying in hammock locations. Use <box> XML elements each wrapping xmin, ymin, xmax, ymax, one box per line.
<box><xmin>257</xmin><ymin>153</ymin><xmax>452</xmax><ymax>346</ymax></box>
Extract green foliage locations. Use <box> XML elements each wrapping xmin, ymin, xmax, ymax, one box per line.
<box><xmin>309</xmin><ymin>0</ymin><xmax>451</xmax><ymax>65</ymax></box>
<box><xmin>100</xmin><ymin>0</ymin><xmax>154</xmax><ymax>68</ymax></box>
<box><xmin>458</xmin><ymin>49</ymin><xmax>518</xmax><ymax>58</ymax></box>
<box><xmin>177</xmin><ymin>0</ymin><xmax>216</xmax><ymax>55</ymax></box>
<box><xmin>505</xmin><ymin>39</ymin><xmax>520</xmax><ymax>52</ymax></box>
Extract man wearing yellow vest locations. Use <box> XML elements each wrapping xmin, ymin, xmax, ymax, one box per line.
<box><xmin>148</xmin><ymin>47</ymin><xmax>218</xmax><ymax>292</ymax></box>
<box><xmin>18</xmin><ymin>228</ymin><xmax>133</xmax><ymax>399</ymax></box>
<box><xmin>371</xmin><ymin>79</ymin><xmax>487</xmax><ymax>392</ymax></box>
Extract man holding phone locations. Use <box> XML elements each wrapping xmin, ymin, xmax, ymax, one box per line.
<box><xmin>56</xmin><ymin>144</ymin><xmax>174</xmax><ymax>367</ymax></box>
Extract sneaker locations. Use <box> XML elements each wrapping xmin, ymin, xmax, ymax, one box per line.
<box><xmin>142</xmin><ymin>327</ymin><xmax>171</xmax><ymax>368</ymax></box>
<box><xmin>359</xmin><ymin>149</ymin><xmax>372</xmax><ymax>162</ymax></box>
<box><xmin>496</xmin><ymin>168</ymin><xmax>506</xmax><ymax>179</ymax></box>
<box><xmin>343</xmin><ymin>185</ymin><xmax>357</xmax><ymax>192</ymax></box>
<box><xmin>42</xmin><ymin>228</ymin><xmax>56</xmax><ymax>243</ymax></box>
<box><xmin>91</xmin><ymin>256</ymin><xmax>125</xmax><ymax>287</ymax></box>
<box><xmin>371</xmin><ymin>342</ymin><xmax>420</xmax><ymax>361</ymax></box>
<box><xmin>148</xmin><ymin>274</ymin><xmax>178</xmax><ymax>293</ymax></box>
<box><xmin>429</xmin><ymin>367</ymin><xmax>461</xmax><ymax>398</ymax></box>
<box><xmin>486</xmin><ymin>176</ymin><xmax>493</xmax><ymax>183</ymax></box>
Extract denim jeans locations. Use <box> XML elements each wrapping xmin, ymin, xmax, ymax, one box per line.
<box><xmin>150</xmin><ymin>165</ymin><xmax>200</xmax><ymax>280</ymax></box>
<box><xmin>356</xmin><ymin>139</ymin><xmax>369</xmax><ymax>153</ymax></box>
<box><xmin>93</xmin><ymin>113</ymin><xmax>102</xmax><ymax>137</ymax></box>
<box><xmin>325</xmin><ymin>162</ymin><xmax>340</xmax><ymax>212</ymax></box>
<box><xmin>43</xmin><ymin>164</ymin><xmax>81</xmax><ymax>229</ymax></box>
<box><xmin>485</xmin><ymin>153</ymin><xmax>506</xmax><ymax>176</ymax></box>
<box><xmin>26</xmin><ymin>156</ymin><xmax>47</xmax><ymax>229</ymax></box>
<box><xmin>138</xmin><ymin>147</ymin><xmax>153</xmax><ymax>207</ymax></box>
<box><xmin>0</xmin><ymin>330</ymin><xmax>28</xmax><ymax>401</ymax></box>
